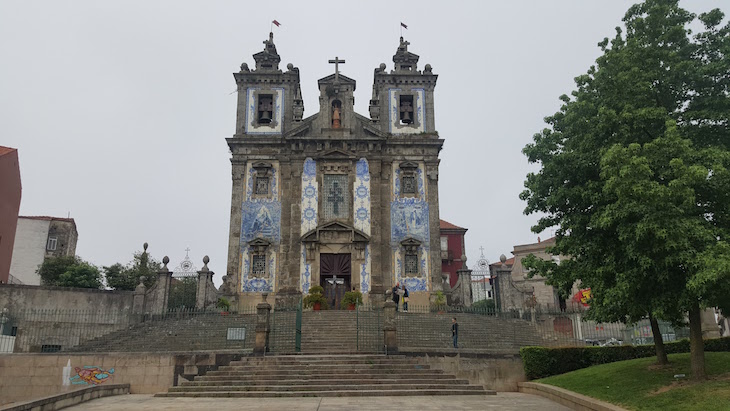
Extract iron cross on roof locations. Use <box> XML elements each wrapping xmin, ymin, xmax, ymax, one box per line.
<box><xmin>328</xmin><ymin>56</ymin><xmax>345</xmax><ymax>82</ymax></box>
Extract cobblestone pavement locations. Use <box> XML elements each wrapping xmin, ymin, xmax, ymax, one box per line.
<box><xmin>67</xmin><ymin>393</ymin><xmax>572</xmax><ymax>410</ymax></box>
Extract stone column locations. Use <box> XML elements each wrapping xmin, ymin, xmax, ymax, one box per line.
<box><xmin>383</xmin><ymin>300</ymin><xmax>398</xmax><ymax>354</ymax></box>
<box><xmin>254</xmin><ymin>293</ymin><xmax>272</xmax><ymax>355</ymax></box>
<box><xmin>493</xmin><ymin>254</ymin><xmax>512</xmax><ymax>315</ymax></box>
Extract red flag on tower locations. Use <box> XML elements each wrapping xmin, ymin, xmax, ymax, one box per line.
<box><xmin>272</xmin><ymin>20</ymin><xmax>281</xmax><ymax>27</ymax></box>
<box><xmin>400</xmin><ymin>22</ymin><xmax>408</xmax><ymax>29</ymax></box>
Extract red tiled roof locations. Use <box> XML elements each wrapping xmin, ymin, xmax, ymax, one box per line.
<box><xmin>440</xmin><ymin>219</ymin><xmax>467</xmax><ymax>231</ymax></box>
<box><xmin>19</xmin><ymin>216</ymin><xmax>76</xmax><ymax>223</ymax></box>
<box><xmin>0</xmin><ymin>146</ymin><xmax>17</xmax><ymax>156</ymax></box>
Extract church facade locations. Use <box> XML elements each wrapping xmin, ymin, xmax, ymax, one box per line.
<box><xmin>225</xmin><ymin>33</ymin><xmax>444</xmax><ymax>308</ymax></box>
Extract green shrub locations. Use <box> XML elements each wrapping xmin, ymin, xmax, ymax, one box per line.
<box><xmin>520</xmin><ymin>337</ymin><xmax>730</xmax><ymax>380</ymax></box>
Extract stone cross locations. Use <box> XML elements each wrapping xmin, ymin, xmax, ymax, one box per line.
<box><xmin>328</xmin><ymin>181</ymin><xmax>344</xmax><ymax>215</ymax></box>
<box><xmin>328</xmin><ymin>57</ymin><xmax>346</xmax><ymax>82</ymax></box>
<box><xmin>479</xmin><ymin>246</ymin><xmax>485</xmax><ymax>256</ymax></box>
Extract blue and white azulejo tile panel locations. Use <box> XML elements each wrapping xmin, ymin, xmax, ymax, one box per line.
<box><xmin>240</xmin><ymin>161</ymin><xmax>281</xmax><ymax>293</ymax></box>
<box><xmin>300</xmin><ymin>158</ymin><xmax>318</xmax><ymax>234</ymax></box>
<box><xmin>353</xmin><ymin>158</ymin><xmax>371</xmax><ymax>236</ymax></box>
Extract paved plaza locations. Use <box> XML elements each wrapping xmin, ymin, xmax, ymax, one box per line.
<box><xmin>66</xmin><ymin>394</ymin><xmax>571</xmax><ymax>411</ymax></box>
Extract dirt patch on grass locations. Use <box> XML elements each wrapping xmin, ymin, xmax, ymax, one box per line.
<box><xmin>650</xmin><ymin>373</ymin><xmax>730</xmax><ymax>395</ymax></box>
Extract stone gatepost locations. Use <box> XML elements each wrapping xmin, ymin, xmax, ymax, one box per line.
<box><xmin>456</xmin><ymin>268</ymin><xmax>473</xmax><ymax>308</ymax></box>
<box><xmin>383</xmin><ymin>300</ymin><xmax>398</xmax><ymax>354</ymax></box>
<box><xmin>254</xmin><ymin>293</ymin><xmax>272</xmax><ymax>355</ymax></box>
<box><xmin>149</xmin><ymin>256</ymin><xmax>172</xmax><ymax>315</ymax></box>
<box><xmin>132</xmin><ymin>278</ymin><xmax>146</xmax><ymax>322</ymax></box>
<box><xmin>196</xmin><ymin>256</ymin><xmax>216</xmax><ymax>310</ymax></box>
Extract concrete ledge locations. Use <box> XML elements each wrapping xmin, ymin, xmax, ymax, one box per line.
<box><xmin>0</xmin><ymin>384</ymin><xmax>130</xmax><ymax>411</ymax></box>
<box><xmin>518</xmin><ymin>382</ymin><xmax>627</xmax><ymax>411</ymax></box>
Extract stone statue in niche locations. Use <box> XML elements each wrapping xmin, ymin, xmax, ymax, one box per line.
<box><xmin>332</xmin><ymin>106</ymin><xmax>341</xmax><ymax>128</ymax></box>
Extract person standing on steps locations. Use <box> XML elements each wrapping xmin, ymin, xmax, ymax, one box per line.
<box><xmin>402</xmin><ymin>285</ymin><xmax>409</xmax><ymax>312</ymax></box>
<box><xmin>451</xmin><ymin>317</ymin><xmax>459</xmax><ymax>348</ymax></box>
<box><xmin>392</xmin><ymin>282</ymin><xmax>401</xmax><ymax>312</ymax></box>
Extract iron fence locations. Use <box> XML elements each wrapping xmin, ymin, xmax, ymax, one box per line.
<box><xmin>395</xmin><ymin>304</ymin><xmax>689</xmax><ymax>350</ymax></box>
<box><xmin>356</xmin><ymin>303</ymin><xmax>384</xmax><ymax>353</ymax></box>
<box><xmin>0</xmin><ymin>306</ymin><xmax>257</xmax><ymax>353</ymax></box>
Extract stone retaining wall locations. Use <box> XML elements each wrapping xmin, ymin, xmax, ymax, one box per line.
<box><xmin>0</xmin><ymin>352</ymin><xmax>238</xmax><ymax>407</ymax></box>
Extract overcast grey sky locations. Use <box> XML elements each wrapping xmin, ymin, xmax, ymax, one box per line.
<box><xmin>1</xmin><ymin>0</ymin><xmax>726</xmax><ymax>283</ymax></box>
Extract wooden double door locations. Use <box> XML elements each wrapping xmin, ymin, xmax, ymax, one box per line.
<box><xmin>320</xmin><ymin>253</ymin><xmax>351</xmax><ymax>310</ymax></box>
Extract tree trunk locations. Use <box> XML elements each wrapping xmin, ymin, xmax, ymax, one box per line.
<box><xmin>688</xmin><ymin>303</ymin><xmax>706</xmax><ymax>380</ymax></box>
<box><xmin>649</xmin><ymin>314</ymin><xmax>669</xmax><ymax>365</ymax></box>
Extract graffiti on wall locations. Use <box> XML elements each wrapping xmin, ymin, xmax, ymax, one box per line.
<box><xmin>69</xmin><ymin>366</ymin><xmax>115</xmax><ymax>385</ymax></box>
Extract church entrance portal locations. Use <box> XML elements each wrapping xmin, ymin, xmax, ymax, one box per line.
<box><xmin>320</xmin><ymin>253</ymin><xmax>351</xmax><ymax>310</ymax></box>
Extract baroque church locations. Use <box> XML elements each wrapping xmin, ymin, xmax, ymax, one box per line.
<box><xmin>224</xmin><ymin>32</ymin><xmax>444</xmax><ymax>308</ymax></box>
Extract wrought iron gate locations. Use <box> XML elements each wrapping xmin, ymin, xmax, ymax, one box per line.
<box><xmin>269</xmin><ymin>297</ymin><xmax>302</xmax><ymax>353</ymax></box>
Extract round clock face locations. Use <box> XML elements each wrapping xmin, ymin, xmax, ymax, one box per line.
<box><xmin>181</xmin><ymin>260</ymin><xmax>193</xmax><ymax>271</ymax></box>
<box><xmin>477</xmin><ymin>259</ymin><xmax>488</xmax><ymax>269</ymax></box>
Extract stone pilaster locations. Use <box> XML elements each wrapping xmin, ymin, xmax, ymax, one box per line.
<box><xmin>254</xmin><ymin>293</ymin><xmax>272</xmax><ymax>355</ymax></box>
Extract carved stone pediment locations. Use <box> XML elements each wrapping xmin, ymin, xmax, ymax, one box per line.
<box><xmin>400</xmin><ymin>237</ymin><xmax>421</xmax><ymax>254</ymax></box>
<box><xmin>302</xmin><ymin>221</ymin><xmax>370</xmax><ymax>244</ymax></box>
<box><xmin>399</xmin><ymin>161</ymin><xmax>419</xmax><ymax>171</ymax></box>
<box><xmin>302</xmin><ymin>221</ymin><xmax>370</xmax><ymax>261</ymax></box>
<box><xmin>318</xmin><ymin>149</ymin><xmax>357</xmax><ymax>161</ymax></box>
<box><xmin>248</xmin><ymin>238</ymin><xmax>272</xmax><ymax>254</ymax></box>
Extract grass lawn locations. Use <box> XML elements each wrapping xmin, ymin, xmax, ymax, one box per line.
<box><xmin>537</xmin><ymin>352</ymin><xmax>730</xmax><ymax>411</ymax></box>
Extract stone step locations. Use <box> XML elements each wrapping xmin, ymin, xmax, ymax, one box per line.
<box><xmin>229</xmin><ymin>358</ymin><xmax>414</xmax><ymax>366</ymax></box>
<box><xmin>184</xmin><ymin>375</ymin><xmax>458</xmax><ymax>385</ymax></box>
<box><xmin>156</xmin><ymin>389</ymin><xmax>493</xmax><ymax>398</ymax></box>
<box><xmin>216</xmin><ymin>363</ymin><xmax>431</xmax><ymax>373</ymax></box>
<box><xmin>201</xmin><ymin>368</ymin><xmax>441</xmax><ymax>378</ymax></box>
<box><xmin>169</xmin><ymin>383</ymin><xmax>482</xmax><ymax>393</ymax></box>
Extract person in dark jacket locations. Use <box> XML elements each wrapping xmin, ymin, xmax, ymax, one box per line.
<box><xmin>402</xmin><ymin>285</ymin><xmax>409</xmax><ymax>312</ymax></box>
<box><xmin>451</xmin><ymin>317</ymin><xmax>458</xmax><ymax>348</ymax></box>
<box><xmin>392</xmin><ymin>283</ymin><xmax>400</xmax><ymax>311</ymax></box>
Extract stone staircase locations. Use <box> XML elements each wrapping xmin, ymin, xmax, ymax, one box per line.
<box><xmin>65</xmin><ymin>308</ymin><xmax>567</xmax><ymax>353</ymax></box>
<box><xmin>65</xmin><ymin>312</ymin><xmax>257</xmax><ymax>352</ymax></box>
<box><xmin>156</xmin><ymin>354</ymin><xmax>494</xmax><ymax>397</ymax></box>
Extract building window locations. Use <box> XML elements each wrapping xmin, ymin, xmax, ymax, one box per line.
<box><xmin>440</xmin><ymin>236</ymin><xmax>448</xmax><ymax>251</ymax></box>
<box><xmin>41</xmin><ymin>344</ymin><xmax>62</xmax><ymax>353</ymax></box>
<box><xmin>323</xmin><ymin>174</ymin><xmax>349</xmax><ymax>220</ymax></box>
<box><xmin>257</xmin><ymin>94</ymin><xmax>274</xmax><ymax>124</ymax></box>
<box><xmin>255</xmin><ymin>176</ymin><xmax>269</xmax><ymax>195</ymax></box>
<box><xmin>399</xmin><ymin>95</ymin><xmax>414</xmax><ymax>124</ymax></box>
<box><xmin>47</xmin><ymin>237</ymin><xmax>57</xmax><ymax>251</ymax></box>
<box><xmin>402</xmin><ymin>175</ymin><xmax>416</xmax><ymax>194</ymax></box>
<box><xmin>251</xmin><ymin>254</ymin><xmax>266</xmax><ymax>277</ymax></box>
<box><xmin>405</xmin><ymin>253</ymin><xmax>419</xmax><ymax>276</ymax></box>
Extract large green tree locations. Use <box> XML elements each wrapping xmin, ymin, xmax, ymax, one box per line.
<box><xmin>37</xmin><ymin>256</ymin><xmax>102</xmax><ymax>289</ymax></box>
<box><xmin>521</xmin><ymin>0</ymin><xmax>730</xmax><ymax>379</ymax></box>
<box><xmin>104</xmin><ymin>245</ymin><xmax>161</xmax><ymax>291</ymax></box>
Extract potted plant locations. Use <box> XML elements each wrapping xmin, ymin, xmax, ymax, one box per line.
<box><xmin>217</xmin><ymin>297</ymin><xmax>231</xmax><ymax>315</ymax></box>
<box><xmin>433</xmin><ymin>291</ymin><xmax>446</xmax><ymax>314</ymax></box>
<box><xmin>341</xmin><ymin>291</ymin><xmax>363</xmax><ymax>310</ymax></box>
<box><xmin>303</xmin><ymin>285</ymin><xmax>329</xmax><ymax>311</ymax></box>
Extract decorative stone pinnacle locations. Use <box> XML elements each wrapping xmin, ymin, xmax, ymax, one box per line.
<box><xmin>162</xmin><ymin>256</ymin><xmax>170</xmax><ymax>272</ymax></box>
<box><xmin>500</xmin><ymin>254</ymin><xmax>507</xmax><ymax>263</ymax></box>
<box><xmin>143</xmin><ymin>242</ymin><xmax>148</xmax><ymax>251</ymax></box>
<box><xmin>201</xmin><ymin>255</ymin><xmax>210</xmax><ymax>272</ymax></box>
<box><xmin>262</xmin><ymin>293</ymin><xmax>268</xmax><ymax>302</ymax></box>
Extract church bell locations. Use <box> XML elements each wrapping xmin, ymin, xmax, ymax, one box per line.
<box><xmin>401</xmin><ymin>111</ymin><xmax>412</xmax><ymax>124</ymax></box>
<box><xmin>259</xmin><ymin>111</ymin><xmax>272</xmax><ymax>123</ymax></box>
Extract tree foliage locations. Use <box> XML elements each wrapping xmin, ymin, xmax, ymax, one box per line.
<box><xmin>104</xmin><ymin>249</ymin><xmax>162</xmax><ymax>291</ymax></box>
<box><xmin>521</xmin><ymin>0</ymin><xmax>730</xmax><ymax>378</ymax></box>
<box><xmin>37</xmin><ymin>256</ymin><xmax>102</xmax><ymax>289</ymax></box>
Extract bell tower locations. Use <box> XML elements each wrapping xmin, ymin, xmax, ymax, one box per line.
<box><xmin>369</xmin><ymin>37</ymin><xmax>438</xmax><ymax>134</ymax></box>
<box><xmin>313</xmin><ymin>56</ymin><xmax>357</xmax><ymax>133</ymax></box>
<box><xmin>233</xmin><ymin>32</ymin><xmax>304</xmax><ymax>136</ymax></box>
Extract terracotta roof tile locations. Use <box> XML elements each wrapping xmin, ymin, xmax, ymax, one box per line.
<box><xmin>439</xmin><ymin>219</ymin><xmax>467</xmax><ymax>230</ymax></box>
<box><xmin>0</xmin><ymin>146</ymin><xmax>17</xmax><ymax>156</ymax></box>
